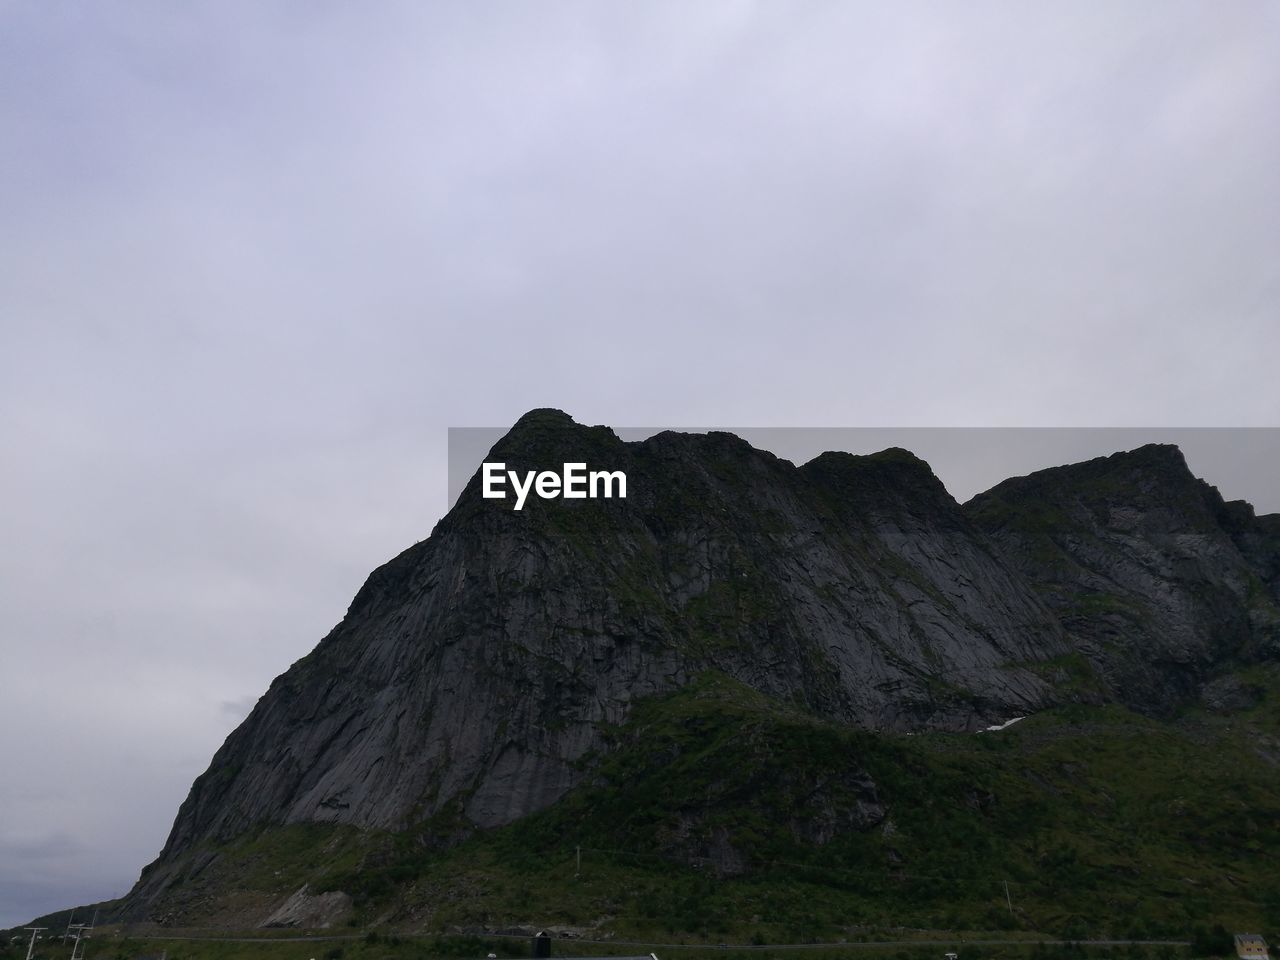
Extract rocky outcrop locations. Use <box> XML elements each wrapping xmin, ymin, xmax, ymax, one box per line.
<box><xmin>122</xmin><ymin>413</ymin><xmax>1280</xmax><ymax>918</ymax></box>
<box><xmin>966</xmin><ymin>444</ymin><xmax>1280</xmax><ymax>708</ymax></box>
<box><xmin>261</xmin><ymin>886</ymin><xmax>352</xmax><ymax>928</ymax></box>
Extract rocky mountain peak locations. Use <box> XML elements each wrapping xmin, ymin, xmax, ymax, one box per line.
<box><xmin>488</xmin><ymin>408</ymin><xmax>605</xmax><ymax>455</ymax></box>
<box><xmin>119</xmin><ymin>420</ymin><xmax>1280</xmax><ymax>922</ymax></box>
<box><xmin>966</xmin><ymin>443</ymin><xmax>1280</xmax><ymax>705</ymax></box>
<box><xmin>801</xmin><ymin>447</ymin><xmax>953</xmax><ymax>514</ymax></box>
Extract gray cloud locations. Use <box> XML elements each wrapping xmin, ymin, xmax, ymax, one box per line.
<box><xmin>1</xmin><ymin>834</ymin><xmax>87</xmax><ymax>863</ymax></box>
<box><xmin>1</xmin><ymin>0</ymin><xmax>1277</xmax><ymax>927</ymax></box>
<box><xmin>218</xmin><ymin>694</ymin><xmax>261</xmax><ymax>722</ymax></box>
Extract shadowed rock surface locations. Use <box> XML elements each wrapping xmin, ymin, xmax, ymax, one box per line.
<box><xmin>966</xmin><ymin>444</ymin><xmax>1280</xmax><ymax>708</ymax></box>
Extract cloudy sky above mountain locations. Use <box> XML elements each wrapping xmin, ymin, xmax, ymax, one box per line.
<box><xmin>2</xmin><ymin>1</ymin><xmax>1278</xmax><ymax>926</ymax></box>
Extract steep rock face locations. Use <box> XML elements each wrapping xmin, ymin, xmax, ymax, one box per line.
<box><xmin>130</xmin><ymin>411</ymin><xmax>1069</xmax><ymax>912</ymax></box>
<box><xmin>965</xmin><ymin>444</ymin><xmax>1280</xmax><ymax>707</ymax></box>
<box><xmin>125</xmin><ymin>416</ymin><xmax>1279</xmax><ymax>919</ymax></box>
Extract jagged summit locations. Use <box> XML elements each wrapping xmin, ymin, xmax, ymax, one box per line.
<box><xmin>511</xmin><ymin>406</ymin><xmax>576</xmax><ymax>426</ymax></box>
<box><xmin>968</xmin><ymin>442</ymin><xmax>1206</xmax><ymax>511</ymax></box>
<box><xmin>118</xmin><ymin>417</ymin><xmax>1280</xmax><ymax>923</ymax></box>
<box><xmin>801</xmin><ymin>446</ymin><xmax>952</xmax><ymax>506</ymax></box>
<box><xmin>490</xmin><ymin>407</ymin><xmax>601</xmax><ymax>452</ymax></box>
<box><xmin>967</xmin><ymin>443</ymin><xmax>1280</xmax><ymax>703</ymax></box>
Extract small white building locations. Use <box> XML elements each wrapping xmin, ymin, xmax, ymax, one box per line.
<box><xmin>1235</xmin><ymin>934</ymin><xmax>1268</xmax><ymax>960</ymax></box>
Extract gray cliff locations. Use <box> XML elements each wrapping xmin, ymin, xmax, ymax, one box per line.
<box><xmin>123</xmin><ymin>413</ymin><xmax>1280</xmax><ymax>915</ymax></box>
<box><xmin>966</xmin><ymin>443</ymin><xmax>1280</xmax><ymax>707</ymax></box>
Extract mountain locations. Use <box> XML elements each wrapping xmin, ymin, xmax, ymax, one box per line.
<box><xmin>968</xmin><ymin>443</ymin><xmax>1280</xmax><ymax>706</ymax></box>
<box><xmin>107</xmin><ymin>411</ymin><xmax>1280</xmax><ymax>933</ymax></box>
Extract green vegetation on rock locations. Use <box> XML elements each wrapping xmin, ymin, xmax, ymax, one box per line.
<box><xmin>98</xmin><ymin>667</ymin><xmax>1280</xmax><ymax>943</ymax></box>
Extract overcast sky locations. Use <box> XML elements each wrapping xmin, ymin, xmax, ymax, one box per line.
<box><xmin>2</xmin><ymin>1</ymin><xmax>1278</xmax><ymax>928</ymax></box>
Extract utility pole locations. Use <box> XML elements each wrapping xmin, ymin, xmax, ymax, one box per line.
<box><xmin>1004</xmin><ymin>880</ymin><xmax>1014</xmax><ymax>917</ymax></box>
<box><xmin>68</xmin><ymin>926</ymin><xmax>88</xmax><ymax>960</ymax></box>
<box><xmin>23</xmin><ymin>928</ymin><xmax>46</xmax><ymax>960</ymax></box>
<box><xmin>62</xmin><ymin>914</ymin><xmax>76</xmax><ymax>942</ymax></box>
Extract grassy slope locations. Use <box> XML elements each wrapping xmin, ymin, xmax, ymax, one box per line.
<box><xmin>37</xmin><ymin>668</ymin><xmax>1280</xmax><ymax>945</ymax></box>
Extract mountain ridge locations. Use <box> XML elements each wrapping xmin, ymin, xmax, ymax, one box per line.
<box><xmin>113</xmin><ymin>412</ymin><xmax>1280</xmax><ymax>926</ymax></box>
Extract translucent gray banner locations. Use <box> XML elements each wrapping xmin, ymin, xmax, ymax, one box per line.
<box><xmin>448</xmin><ymin>425</ymin><xmax>1280</xmax><ymax>517</ymax></box>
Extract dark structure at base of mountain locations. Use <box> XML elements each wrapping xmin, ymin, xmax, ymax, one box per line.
<box><xmin>121</xmin><ymin>410</ymin><xmax>1280</xmax><ymax>921</ymax></box>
